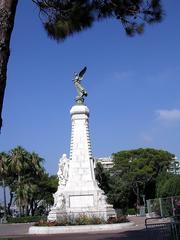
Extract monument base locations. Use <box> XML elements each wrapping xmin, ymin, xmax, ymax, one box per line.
<box><xmin>48</xmin><ymin>187</ymin><xmax>116</xmax><ymax>222</ymax></box>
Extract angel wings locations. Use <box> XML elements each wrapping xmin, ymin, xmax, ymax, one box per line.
<box><xmin>73</xmin><ymin>66</ymin><xmax>88</xmax><ymax>104</ymax></box>
<box><xmin>74</xmin><ymin>66</ymin><xmax>87</xmax><ymax>82</ymax></box>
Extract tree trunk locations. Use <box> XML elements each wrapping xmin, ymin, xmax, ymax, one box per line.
<box><xmin>30</xmin><ymin>198</ymin><xmax>34</xmax><ymax>216</ymax></box>
<box><xmin>30</xmin><ymin>199</ymin><xmax>38</xmax><ymax>216</ymax></box>
<box><xmin>136</xmin><ymin>182</ymin><xmax>140</xmax><ymax>208</ymax></box>
<box><xmin>26</xmin><ymin>205</ymin><xmax>29</xmax><ymax>216</ymax></box>
<box><xmin>22</xmin><ymin>205</ymin><xmax>25</xmax><ymax>216</ymax></box>
<box><xmin>2</xmin><ymin>178</ymin><xmax>7</xmax><ymax>220</ymax></box>
<box><xmin>7</xmin><ymin>190</ymin><xmax>13</xmax><ymax>215</ymax></box>
<box><xmin>18</xmin><ymin>174</ymin><xmax>22</xmax><ymax>216</ymax></box>
<box><xmin>0</xmin><ymin>0</ymin><xmax>18</xmax><ymax>130</ymax></box>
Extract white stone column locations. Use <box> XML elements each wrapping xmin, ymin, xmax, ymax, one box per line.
<box><xmin>66</xmin><ymin>105</ymin><xmax>96</xmax><ymax>191</ymax></box>
<box><xmin>48</xmin><ymin>104</ymin><xmax>115</xmax><ymax>221</ymax></box>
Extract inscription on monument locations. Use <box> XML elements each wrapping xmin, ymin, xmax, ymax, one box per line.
<box><xmin>69</xmin><ymin>195</ymin><xmax>94</xmax><ymax>208</ymax></box>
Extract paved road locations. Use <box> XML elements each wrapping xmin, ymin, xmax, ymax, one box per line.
<box><xmin>0</xmin><ymin>229</ymin><xmax>148</xmax><ymax>240</ymax></box>
<box><xmin>0</xmin><ymin>216</ymin><xmax>147</xmax><ymax>240</ymax></box>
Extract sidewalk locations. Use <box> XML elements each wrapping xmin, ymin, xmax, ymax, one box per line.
<box><xmin>127</xmin><ymin>215</ymin><xmax>146</xmax><ymax>229</ymax></box>
<box><xmin>0</xmin><ymin>216</ymin><xmax>146</xmax><ymax>238</ymax></box>
<box><xmin>0</xmin><ymin>222</ymin><xmax>34</xmax><ymax>236</ymax></box>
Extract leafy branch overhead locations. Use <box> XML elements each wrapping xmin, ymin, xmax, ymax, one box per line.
<box><xmin>32</xmin><ymin>0</ymin><xmax>163</xmax><ymax>41</ymax></box>
<box><xmin>0</xmin><ymin>0</ymin><xmax>163</xmax><ymax>131</ymax></box>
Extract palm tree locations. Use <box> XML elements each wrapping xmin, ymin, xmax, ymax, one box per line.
<box><xmin>14</xmin><ymin>182</ymin><xmax>36</xmax><ymax>216</ymax></box>
<box><xmin>8</xmin><ymin>147</ymin><xmax>45</xmax><ymax>216</ymax></box>
<box><xmin>27</xmin><ymin>152</ymin><xmax>45</xmax><ymax>215</ymax></box>
<box><xmin>9</xmin><ymin>146</ymin><xmax>29</xmax><ymax>216</ymax></box>
<box><xmin>29</xmin><ymin>152</ymin><xmax>44</xmax><ymax>177</ymax></box>
<box><xmin>0</xmin><ymin>152</ymin><xmax>9</xmax><ymax>221</ymax></box>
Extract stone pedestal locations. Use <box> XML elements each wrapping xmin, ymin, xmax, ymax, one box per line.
<box><xmin>48</xmin><ymin>104</ymin><xmax>115</xmax><ymax>221</ymax></box>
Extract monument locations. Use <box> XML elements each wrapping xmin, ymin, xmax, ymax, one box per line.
<box><xmin>48</xmin><ymin>67</ymin><xmax>115</xmax><ymax>221</ymax></box>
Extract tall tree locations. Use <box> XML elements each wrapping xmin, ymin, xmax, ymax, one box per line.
<box><xmin>0</xmin><ymin>0</ymin><xmax>18</xmax><ymax>130</ymax></box>
<box><xmin>0</xmin><ymin>0</ymin><xmax>163</xmax><ymax>131</ymax></box>
<box><xmin>111</xmin><ymin>148</ymin><xmax>174</xmax><ymax>209</ymax></box>
<box><xmin>24</xmin><ymin>152</ymin><xmax>45</xmax><ymax>215</ymax></box>
<box><xmin>29</xmin><ymin>173</ymin><xmax>58</xmax><ymax>215</ymax></box>
<box><xmin>0</xmin><ymin>146</ymin><xmax>58</xmax><ymax>216</ymax></box>
<box><xmin>8</xmin><ymin>146</ymin><xmax>29</xmax><ymax>215</ymax></box>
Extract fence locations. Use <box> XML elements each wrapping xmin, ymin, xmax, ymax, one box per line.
<box><xmin>145</xmin><ymin>217</ymin><xmax>179</xmax><ymax>240</ymax></box>
<box><xmin>146</xmin><ymin>196</ymin><xmax>180</xmax><ymax>240</ymax></box>
<box><xmin>146</xmin><ymin>196</ymin><xmax>180</xmax><ymax>218</ymax></box>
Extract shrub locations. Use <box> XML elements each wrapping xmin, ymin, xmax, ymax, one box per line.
<box><xmin>127</xmin><ymin>208</ymin><xmax>137</xmax><ymax>215</ymax></box>
<box><xmin>35</xmin><ymin>214</ymin><xmax>128</xmax><ymax>226</ymax></box>
<box><xmin>7</xmin><ymin>215</ymin><xmax>46</xmax><ymax>223</ymax></box>
<box><xmin>74</xmin><ymin>215</ymin><xmax>92</xmax><ymax>225</ymax></box>
<box><xmin>74</xmin><ymin>215</ymin><xmax>105</xmax><ymax>225</ymax></box>
<box><xmin>90</xmin><ymin>216</ymin><xmax>106</xmax><ymax>225</ymax></box>
<box><xmin>35</xmin><ymin>220</ymin><xmax>59</xmax><ymax>226</ymax></box>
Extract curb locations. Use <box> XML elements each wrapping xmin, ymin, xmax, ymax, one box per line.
<box><xmin>29</xmin><ymin>222</ymin><xmax>134</xmax><ymax>235</ymax></box>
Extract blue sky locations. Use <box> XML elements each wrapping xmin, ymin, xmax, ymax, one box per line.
<box><xmin>0</xmin><ymin>0</ymin><xmax>180</xmax><ymax>178</ymax></box>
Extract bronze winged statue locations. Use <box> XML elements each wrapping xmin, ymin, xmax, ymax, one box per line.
<box><xmin>73</xmin><ymin>66</ymin><xmax>88</xmax><ymax>104</ymax></box>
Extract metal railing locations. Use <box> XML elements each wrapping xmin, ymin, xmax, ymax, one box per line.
<box><xmin>146</xmin><ymin>196</ymin><xmax>180</xmax><ymax>218</ymax></box>
<box><xmin>145</xmin><ymin>217</ymin><xmax>180</xmax><ymax>240</ymax></box>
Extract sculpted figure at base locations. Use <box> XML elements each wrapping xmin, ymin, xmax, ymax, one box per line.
<box><xmin>50</xmin><ymin>154</ymin><xmax>69</xmax><ymax>211</ymax></box>
<box><xmin>73</xmin><ymin>66</ymin><xmax>88</xmax><ymax>104</ymax></box>
<box><xmin>53</xmin><ymin>193</ymin><xmax>66</xmax><ymax>209</ymax></box>
<box><xmin>57</xmin><ymin>153</ymin><xmax>69</xmax><ymax>187</ymax></box>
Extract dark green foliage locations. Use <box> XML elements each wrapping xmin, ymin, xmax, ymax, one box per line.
<box><xmin>94</xmin><ymin>148</ymin><xmax>175</xmax><ymax>213</ymax></box>
<box><xmin>35</xmin><ymin>174</ymin><xmax>58</xmax><ymax>207</ymax></box>
<box><xmin>32</xmin><ymin>0</ymin><xmax>163</xmax><ymax>41</ymax></box>
<box><xmin>7</xmin><ymin>215</ymin><xmax>46</xmax><ymax>223</ymax></box>
<box><xmin>0</xmin><ymin>147</ymin><xmax>58</xmax><ymax>218</ymax></box>
<box><xmin>95</xmin><ymin>162</ymin><xmax>110</xmax><ymax>193</ymax></box>
<box><xmin>0</xmin><ymin>152</ymin><xmax>9</xmax><ymax>179</ymax></box>
<box><xmin>112</xmin><ymin>148</ymin><xmax>174</xmax><ymax>176</ymax></box>
<box><xmin>156</xmin><ymin>174</ymin><xmax>180</xmax><ymax>197</ymax></box>
<box><xmin>108</xmin><ymin>148</ymin><xmax>174</xmax><ymax>211</ymax></box>
<box><xmin>107</xmin><ymin>177</ymin><xmax>132</xmax><ymax>211</ymax></box>
<box><xmin>127</xmin><ymin>208</ymin><xmax>137</xmax><ymax>215</ymax></box>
